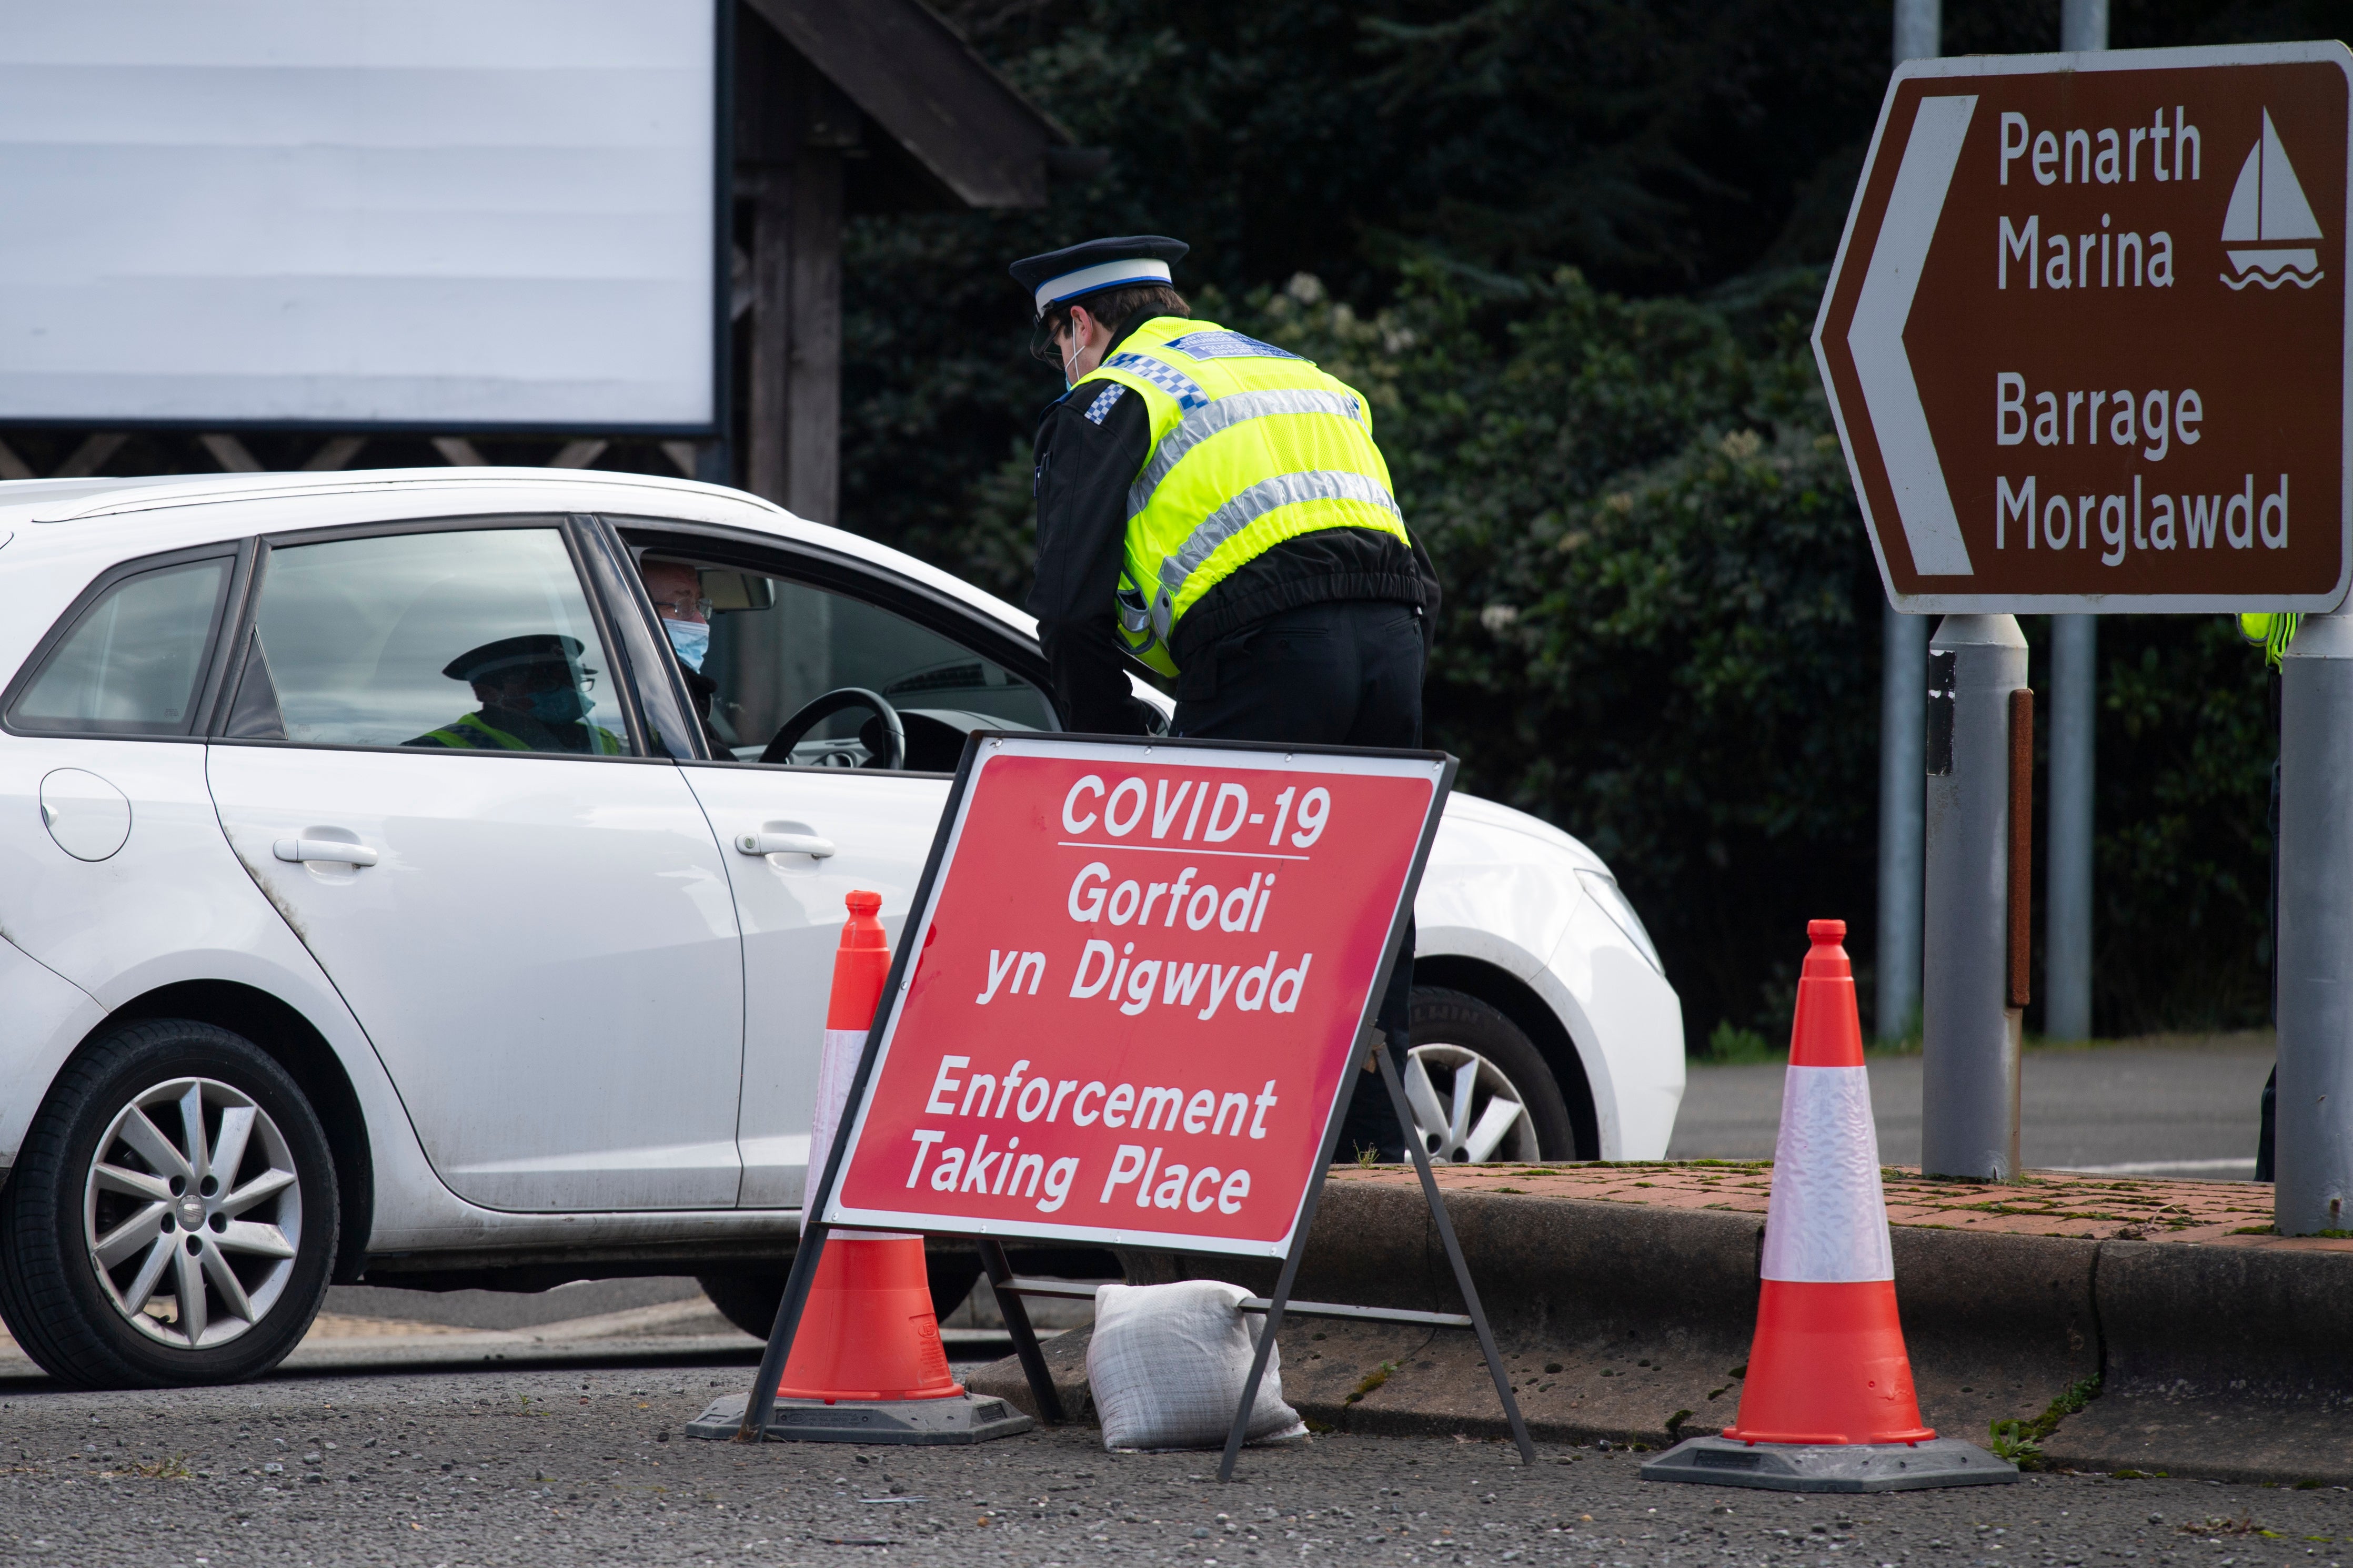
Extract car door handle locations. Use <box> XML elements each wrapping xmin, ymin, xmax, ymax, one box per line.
<box><xmin>274</xmin><ymin>837</ymin><xmax>379</xmax><ymax>867</ymax></box>
<box><xmin>736</xmin><ymin>831</ymin><xmax>836</xmax><ymax>859</ymax></box>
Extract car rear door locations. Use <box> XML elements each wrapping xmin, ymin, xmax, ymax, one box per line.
<box><xmin>203</xmin><ymin>517</ymin><xmax>746</xmax><ymax>1213</ymax></box>
<box><xmin>0</xmin><ymin>544</ymin><xmax>246</xmax><ymax>999</ymax></box>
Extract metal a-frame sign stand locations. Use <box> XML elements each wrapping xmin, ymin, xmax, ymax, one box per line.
<box><xmin>731</xmin><ymin>733</ymin><xmax>1535</xmax><ymax>1479</ymax></box>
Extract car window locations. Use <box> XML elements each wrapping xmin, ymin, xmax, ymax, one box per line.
<box><xmin>629</xmin><ymin>552</ymin><xmax>1053</xmax><ymax>771</ymax></box>
<box><xmin>9</xmin><ymin>557</ymin><xmax>230</xmax><ymax>735</ymax></box>
<box><xmin>223</xmin><ymin>526</ymin><xmax>638</xmax><ymax>756</ymax></box>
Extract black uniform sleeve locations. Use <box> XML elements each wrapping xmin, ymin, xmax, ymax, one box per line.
<box><xmin>1028</xmin><ymin>385</ymin><xmax>1155</xmax><ymax>734</ymax></box>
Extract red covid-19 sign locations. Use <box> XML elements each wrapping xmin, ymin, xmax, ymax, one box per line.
<box><xmin>819</xmin><ymin>735</ymin><xmax>1451</xmax><ymax>1257</ymax></box>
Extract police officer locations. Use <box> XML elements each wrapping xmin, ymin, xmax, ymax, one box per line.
<box><xmin>408</xmin><ymin>634</ymin><xmax>626</xmax><ymax>755</ymax></box>
<box><xmin>2237</xmin><ymin>610</ymin><xmax>2297</xmax><ymax>1179</ymax></box>
<box><xmin>1013</xmin><ymin>235</ymin><xmax>1441</xmax><ymax>1161</ymax></box>
<box><xmin>2240</xmin><ymin>612</ymin><xmax>2299</xmax><ymax>666</ymax></box>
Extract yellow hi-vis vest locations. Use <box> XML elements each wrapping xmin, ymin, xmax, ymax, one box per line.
<box><xmin>1072</xmin><ymin>316</ymin><xmax>1410</xmax><ymax>675</ymax></box>
<box><xmin>2239</xmin><ymin>612</ymin><xmax>2299</xmax><ymax>666</ymax></box>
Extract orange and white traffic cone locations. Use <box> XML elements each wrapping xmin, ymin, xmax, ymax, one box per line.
<box><xmin>778</xmin><ymin>890</ymin><xmax>961</xmax><ymax>1403</ymax></box>
<box><xmin>1643</xmin><ymin>920</ymin><xmax>2016</xmax><ymax>1492</ymax></box>
<box><xmin>702</xmin><ymin>890</ymin><xmax>1031</xmax><ymax>1444</ymax></box>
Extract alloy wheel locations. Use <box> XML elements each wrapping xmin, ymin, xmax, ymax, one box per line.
<box><xmin>82</xmin><ymin>1076</ymin><xmax>304</xmax><ymax>1351</ymax></box>
<box><xmin>1402</xmin><ymin>1043</ymin><xmax>1541</xmax><ymax>1164</ymax></box>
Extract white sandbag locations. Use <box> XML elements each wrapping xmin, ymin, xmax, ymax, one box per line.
<box><xmin>1087</xmin><ymin>1280</ymin><xmax>1306</xmax><ymax>1451</ymax></box>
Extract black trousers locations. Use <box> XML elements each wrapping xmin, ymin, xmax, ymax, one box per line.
<box><xmin>1172</xmin><ymin>599</ymin><xmax>1425</xmax><ymax>1161</ymax></box>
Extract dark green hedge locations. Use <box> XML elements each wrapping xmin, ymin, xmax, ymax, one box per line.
<box><xmin>834</xmin><ymin>0</ymin><xmax>2305</xmax><ymax>1044</ymax></box>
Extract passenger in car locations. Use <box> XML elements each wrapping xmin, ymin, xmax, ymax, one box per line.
<box><xmin>405</xmin><ymin>634</ymin><xmax>626</xmax><ymax>755</ymax></box>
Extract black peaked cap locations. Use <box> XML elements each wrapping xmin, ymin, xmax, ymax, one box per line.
<box><xmin>1009</xmin><ymin>235</ymin><xmax>1189</xmax><ymax>316</ymax></box>
<box><xmin>443</xmin><ymin>633</ymin><xmax>586</xmax><ymax>683</ymax></box>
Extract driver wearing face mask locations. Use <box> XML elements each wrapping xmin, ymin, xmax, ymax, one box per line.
<box><xmin>407</xmin><ymin>634</ymin><xmax>627</xmax><ymax>755</ymax></box>
<box><xmin>639</xmin><ymin>557</ymin><xmax>731</xmax><ymax>755</ymax></box>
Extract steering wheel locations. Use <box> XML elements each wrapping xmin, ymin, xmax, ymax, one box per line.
<box><xmin>759</xmin><ymin>686</ymin><xmax>906</xmax><ymax>770</ymax></box>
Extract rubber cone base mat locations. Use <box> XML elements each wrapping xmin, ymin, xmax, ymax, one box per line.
<box><xmin>1640</xmin><ymin>1435</ymin><xmax>2018</xmax><ymax>1492</ymax></box>
<box><xmin>683</xmin><ymin>1391</ymin><xmax>1035</xmax><ymax>1445</ymax></box>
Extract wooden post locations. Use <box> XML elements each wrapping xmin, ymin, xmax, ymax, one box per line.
<box><xmin>744</xmin><ymin>165</ymin><xmax>793</xmax><ymax>507</ymax></box>
<box><xmin>53</xmin><ymin>433</ymin><xmax>126</xmax><ymax>478</ymax></box>
<box><xmin>785</xmin><ymin>144</ymin><xmax>841</xmax><ymax>523</ymax></box>
<box><xmin>198</xmin><ymin>433</ymin><xmax>264</xmax><ymax>472</ymax></box>
<box><xmin>736</xmin><ymin>16</ymin><xmax>853</xmax><ymax>521</ymax></box>
<box><xmin>303</xmin><ymin>436</ymin><xmax>367</xmax><ymax>471</ymax></box>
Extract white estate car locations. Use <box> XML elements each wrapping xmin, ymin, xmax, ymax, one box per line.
<box><xmin>0</xmin><ymin>468</ymin><xmax>1682</xmax><ymax>1389</ymax></box>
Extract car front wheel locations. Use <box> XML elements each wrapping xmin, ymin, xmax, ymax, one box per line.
<box><xmin>1404</xmin><ymin>988</ymin><xmax>1578</xmax><ymax>1163</ymax></box>
<box><xmin>0</xmin><ymin>1019</ymin><xmax>338</xmax><ymax>1389</ymax></box>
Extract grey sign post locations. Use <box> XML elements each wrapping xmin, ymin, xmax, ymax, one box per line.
<box><xmin>1920</xmin><ymin>616</ymin><xmax>2027</xmax><ymax>1180</ymax></box>
<box><xmin>1875</xmin><ymin>0</ymin><xmax>1940</xmax><ymax>1045</ymax></box>
<box><xmin>2040</xmin><ymin>0</ymin><xmax>2107</xmax><ymax>1049</ymax></box>
<box><xmin>2276</xmin><ymin>613</ymin><xmax>2353</xmax><ymax>1232</ymax></box>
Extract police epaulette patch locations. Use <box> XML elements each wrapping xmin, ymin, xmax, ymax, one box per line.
<box><xmin>1084</xmin><ymin>383</ymin><xmax>1128</xmax><ymax>425</ymax></box>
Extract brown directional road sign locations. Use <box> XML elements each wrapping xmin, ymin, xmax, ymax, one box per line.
<box><xmin>1815</xmin><ymin>42</ymin><xmax>2353</xmax><ymax>613</ymax></box>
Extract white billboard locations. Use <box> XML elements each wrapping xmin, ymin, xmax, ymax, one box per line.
<box><xmin>0</xmin><ymin>2</ymin><xmax>721</xmax><ymax>431</ymax></box>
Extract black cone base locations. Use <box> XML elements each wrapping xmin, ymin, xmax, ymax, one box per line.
<box><xmin>683</xmin><ymin>1391</ymin><xmax>1036</xmax><ymax>1445</ymax></box>
<box><xmin>1641</xmin><ymin>1435</ymin><xmax>2020</xmax><ymax>1492</ymax></box>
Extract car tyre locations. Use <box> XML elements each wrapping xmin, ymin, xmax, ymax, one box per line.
<box><xmin>697</xmin><ymin>1270</ymin><xmax>786</xmax><ymax>1340</ymax></box>
<box><xmin>698</xmin><ymin>1250</ymin><xmax>985</xmax><ymax>1341</ymax></box>
<box><xmin>1407</xmin><ymin>987</ymin><xmax>1579</xmax><ymax>1162</ymax></box>
<box><xmin>0</xmin><ymin>1018</ymin><xmax>338</xmax><ymax>1390</ymax></box>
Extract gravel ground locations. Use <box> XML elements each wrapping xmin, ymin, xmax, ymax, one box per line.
<box><xmin>1</xmin><ymin>1361</ymin><xmax>2345</xmax><ymax>1567</ymax></box>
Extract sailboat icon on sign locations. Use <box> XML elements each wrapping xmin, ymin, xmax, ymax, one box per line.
<box><xmin>2221</xmin><ymin>109</ymin><xmax>2325</xmax><ymax>289</ymax></box>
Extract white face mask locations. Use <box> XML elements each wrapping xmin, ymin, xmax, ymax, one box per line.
<box><xmin>1060</xmin><ymin>315</ymin><xmax>1095</xmax><ymax>388</ymax></box>
<box><xmin>662</xmin><ymin>617</ymin><xmax>709</xmax><ymax>672</ymax></box>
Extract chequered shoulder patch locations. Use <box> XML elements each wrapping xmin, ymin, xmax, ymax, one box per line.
<box><xmin>1160</xmin><ymin>329</ymin><xmax>1301</xmax><ymax>362</ymax></box>
<box><xmin>1083</xmin><ymin>382</ymin><xmax>1128</xmax><ymax>425</ymax></box>
<box><xmin>1102</xmin><ymin>351</ymin><xmax>1210</xmax><ymax>411</ymax></box>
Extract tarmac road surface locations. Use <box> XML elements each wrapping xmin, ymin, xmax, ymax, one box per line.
<box><xmin>1668</xmin><ymin>1034</ymin><xmax>2274</xmax><ymax>1179</ymax></box>
<box><xmin>2</xmin><ymin>1362</ymin><xmax>2346</xmax><ymax>1567</ymax></box>
<box><xmin>0</xmin><ymin>1030</ymin><xmax>2337</xmax><ymax>1563</ymax></box>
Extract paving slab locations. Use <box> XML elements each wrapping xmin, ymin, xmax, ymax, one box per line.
<box><xmin>970</xmin><ymin>1164</ymin><xmax>2353</xmax><ymax>1487</ymax></box>
<box><xmin>1325</xmin><ymin>1161</ymin><xmax>2339</xmax><ymax>1251</ymax></box>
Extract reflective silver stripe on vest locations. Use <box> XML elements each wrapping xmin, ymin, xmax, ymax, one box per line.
<box><xmin>1151</xmin><ymin>468</ymin><xmax>1403</xmax><ymax>628</ymax></box>
<box><xmin>1127</xmin><ymin>388</ymin><xmax>1364</xmax><ymax>517</ymax></box>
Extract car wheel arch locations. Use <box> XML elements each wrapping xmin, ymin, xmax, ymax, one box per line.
<box><xmin>93</xmin><ymin>980</ymin><xmax>373</xmax><ymax>1284</ymax></box>
<box><xmin>1410</xmin><ymin>954</ymin><xmax>1600</xmax><ymax>1161</ymax></box>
